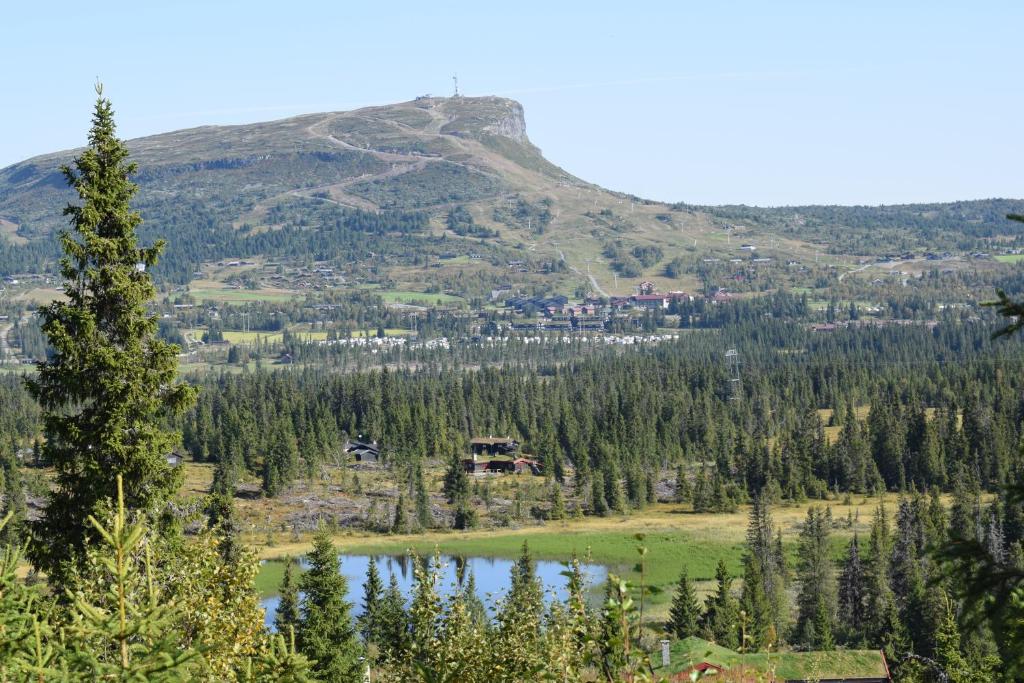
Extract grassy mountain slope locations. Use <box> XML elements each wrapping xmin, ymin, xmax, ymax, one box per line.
<box><xmin>1</xmin><ymin>96</ymin><xmax>1022</xmax><ymax>299</ymax></box>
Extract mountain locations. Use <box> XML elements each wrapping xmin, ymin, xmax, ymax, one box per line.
<box><xmin>1</xmin><ymin>96</ymin><xmax>1023</xmax><ymax>298</ymax></box>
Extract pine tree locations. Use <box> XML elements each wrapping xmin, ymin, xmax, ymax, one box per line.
<box><xmin>590</xmin><ymin>470</ymin><xmax>608</xmax><ymax>516</ymax></box>
<box><xmin>740</xmin><ymin>555</ymin><xmax>773</xmax><ymax>650</ymax></box>
<box><xmin>0</xmin><ymin>512</ymin><xmax>60</xmax><ymax>678</ymax></box>
<box><xmin>358</xmin><ymin>556</ymin><xmax>384</xmax><ymax>645</ymax></box>
<box><xmin>453</xmin><ymin>501</ymin><xmax>479</xmax><ymax>530</ymax></box>
<box><xmin>407</xmin><ymin>553</ymin><xmax>442</xmax><ymax>671</ymax></box>
<box><xmin>62</xmin><ymin>476</ymin><xmax>202</xmax><ymax>680</ymax></box>
<box><xmin>0</xmin><ymin>449</ymin><xmax>27</xmax><ymax>548</ymax></box>
<box><xmin>442</xmin><ymin>451</ymin><xmax>469</xmax><ymax>504</ymax></box>
<box><xmin>25</xmin><ymin>85</ymin><xmax>197</xmax><ymax>581</ymax></box>
<box><xmin>933</xmin><ymin>592</ymin><xmax>970</xmax><ymax>683</ymax></box>
<box><xmin>275</xmin><ymin>556</ymin><xmax>301</xmax><ymax>636</ymax></box>
<box><xmin>864</xmin><ymin>505</ymin><xmax>910</xmax><ymax>661</ymax></box>
<box><xmin>496</xmin><ymin>542</ymin><xmax>546</xmax><ymax>678</ymax></box>
<box><xmin>296</xmin><ymin>531</ymin><xmax>361</xmax><ymax>681</ymax></box>
<box><xmin>838</xmin><ymin>534</ymin><xmax>868</xmax><ymax>646</ymax></box>
<box><xmin>414</xmin><ymin>465</ymin><xmax>431</xmax><ymax>531</ymax></box>
<box><xmin>375</xmin><ymin>574</ymin><xmax>409</xmax><ymax>663</ymax></box>
<box><xmin>668</xmin><ymin>567</ymin><xmax>701</xmax><ymax>639</ymax></box>
<box><xmin>206</xmin><ymin>490</ymin><xmax>243</xmax><ymax>564</ymax></box>
<box><xmin>604</xmin><ymin>460</ymin><xmax>626</xmax><ymax>514</ymax></box>
<box><xmin>701</xmin><ymin>559</ymin><xmax>739</xmax><ymax>648</ymax></box>
<box><xmin>462</xmin><ymin>570</ymin><xmax>488</xmax><ymax>627</ymax></box>
<box><xmin>392</xmin><ymin>494</ymin><xmax>408</xmax><ymax>534</ymax></box>
<box><xmin>549</xmin><ymin>483</ymin><xmax>567</xmax><ymax>520</ymax></box>
<box><xmin>675</xmin><ymin>463</ymin><xmax>690</xmax><ymax>502</ymax></box>
<box><xmin>794</xmin><ymin>507</ymin><xmax>837</xmax><ymax>649</ymax></box>
<box><xmin>743</xmin><ymin>494</ymin><xmax>787</xmax><ymax>642</ymax></box>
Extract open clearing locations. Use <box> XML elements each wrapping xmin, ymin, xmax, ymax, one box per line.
<box><xmin>251</xmin><ymin>491</ymin><xmax>913</xmax><ymax>617</ymax></box>
<box><xmin>186</xmin><ymin>287</ymin><xmax>297</xmax><ymax>303</ymax></box>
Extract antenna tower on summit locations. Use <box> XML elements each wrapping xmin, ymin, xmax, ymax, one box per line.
<box><xmin>452</xmin><ymin>74</ymin><xmax>460</xmax><ymax>97</ymax></box>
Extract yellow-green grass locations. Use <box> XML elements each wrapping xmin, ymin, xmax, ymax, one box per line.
<box><xmin>355</xmin><ymin>284</ymin><xmax>465</xmax><ymax>305</ymax></box>
<box><xmin>12</xmin><ymin>288</ymin><xmax>65</xmax><ymax>304</ymax></box>
<box><xmin>661</xmin><ymin>636</ymin><xmax>888</xmax><ymax>679</ymax></box>
<box><xmin>347</xmin><ymin>328</ymin><xmax>411</xmax><ymax>338</ymax></box>
<box><xmin>252</xmin><ymin>496</ymin><xmax>903</xmax><ymax>600</ymax></box>
<box><xmin>378</xmin><ymin>290</ymin><xmax>465</xmax><ymax>305</ymax></box>
<box><xmin>187</xmin><ymin>288</ymin><xmax>296</xmax><ymax>303</ymax></box>
<box><xmin>995</xmin><ymin>254</ymin><xmax>1024</xmax><ymax>263</ymax></box>
<box><xmin>220</xmin><ymin>330</ymin><xmax>329</xmax><ymax>344</ymax></box>
<box><xmin>0</xmin><ymin>219</ymin><xmax>27</xmax><ymax>245</ymax></box>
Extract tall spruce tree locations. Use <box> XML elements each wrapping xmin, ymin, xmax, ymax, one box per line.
<box><xmin>375</xmin><ymin>574</ymin><xmax>409</xmax><ymax>663</ymax></box>
<box><xmin>358</xmin><ymin>555</ymin><xmax>384</xmax><ymax>645</ymax></box>
<box><xmin>743</xmin><ymin>494</ymin><xmax>787</xmax><ymax>644</ymax></box>
<box><xmin>442</xmin><ymin>451</ymin><xmax>469</xmax><ymax>504</ymax></box>
<box><xmin>794</xmin><ymin>507</ymin><xmax>838</xmax><ymax>649</ymax></box>
<box><xmin>701</xmin><ymin>559</ymin><xmax>739</xmax><ymax>648</ymax></box>
<box><xmin>275</xmin><ymin>556</ymin><xmax>301</xmax><ymax>636</ymax></box>
<box><xmin>414</xmin><ymin>465</ymin><xmax>431</xmax><ymax>531</ymax></box>
<box><xmin>25</xmin><ymin>86</ymin><xmax>196</xmax><ymax>579</ymax></box>
<box><xmin>297</xmin><ymin>531</ymin><xmax>361</xmax><ymax>681</ymax></box>
<box><xmin>838</xmin><ymin>534</ymin><xmax>868</xmax><ymax>646</ymax></box>
<box><xmin>668</xmin><ymin>567</ymin><xmax>701</xmax><ymax>639</ymax></box>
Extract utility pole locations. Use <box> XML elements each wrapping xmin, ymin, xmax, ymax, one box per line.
<box><xmin>452</xmin><ymin>74</ymin><xmax>459</xmax><ymax>97</ymax></box>
<box><xmin>725</xmin><ymin>349</ymin><xmax>741</xmax><ymax>401</ymax></box>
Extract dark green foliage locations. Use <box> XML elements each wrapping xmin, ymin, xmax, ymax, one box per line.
<box><xmin>413</xmin><ymin>465</ymin><xmax>431</xmax><ymax>531</ymax></box>
<box><xmin>548</xmin><ymin>484</ymin><xmax>567</xmax><ymax>520</ymax></box>
<box><xmin>794</xmin><ymin>507</ymin><xmax>837</xmax><ymax>649</ymax></box>
<box><xmin>0</xmin><ymin>449</ymin><xmax>27</xmax><ymax>548</ymax></box>
<box><xmin>296</xmin><ymin>531</ymin><xmax>362</xmax><ymax>681</ymax></box>
<box><xmin>667</xmin><ymin>568</ymin><xmax>701</xmax><ymax>639</ymax></box>
<box><xmin>349</xmin><ymin>162</ymin><xmax>504</xmax><ymax>210</ymax></box>
<box><xmin>701</xmin><ymin>559</ymin><xmax>739</xmax><ymax>648</ymax></box>
<box><xmin>446</xmin><ymin>204</ymin><xmax>497</xmax><ymax>238</ymax></box>
<box><xmin>25</xmin><ymin>87</ymin><xmax>197</xmax><ymax>581</ymax></box>
<box><xmin>391</xmin><ymin>494</ymin><xmax>408</xmax><ymax>534</ymax></box>
<box><xmin>374</xmin><ymin>574</ymin><xmax>409</xmax><ymax>662</ymax></box>
<box><xmin>838</xmin><ymin>534</ymin><xmax>868</xmax><ymax>646</ymax></box>
<box><xmin>442</xmin><ymin>451</ymin><xmax>469</xmax><ymax>505</ymax></box>
<box><xmin>742</xmin><ymin>495</ymin><xmax>787</xmax><ymax>646</ymax></box>
<box><xmin>275</xmin><ymin>556</ymin><xmax>301</xmax><ymax>636</ymax></box>
<box><xmin>699</xmin><ymin>199</ymin><xmax>1024</xmax><ymax>255</ymax></box>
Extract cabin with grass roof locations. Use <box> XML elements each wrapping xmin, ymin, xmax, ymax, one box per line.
<box><xmin>660</xmin><ymin>637</ymin><xmax>891</xmax><ymax>683</ymax></box>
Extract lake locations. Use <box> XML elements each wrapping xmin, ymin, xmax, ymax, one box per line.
<box><xmin>261</xmin><ymin>553</ymin><xmax>608</xmax><ymax>629</ymax></box>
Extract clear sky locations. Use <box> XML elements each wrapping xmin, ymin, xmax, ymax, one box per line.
<box><xmin>4</xmin><ymin>1</ymin><xmax>1022</xmax><ymax>205</ymax></box>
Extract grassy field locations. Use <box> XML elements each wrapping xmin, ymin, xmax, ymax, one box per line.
<box><xmin>378</xmin><ymin>290</ymin><xmax>465</xmax><ymax>305</ymax></box>
<box><xmin>660</xmin><ymin>636</ymin><xmax>888</xmax><ymax>679</ymax></box>
<box><xmin>220</xmin><ymin>329</ymin><xmax>330</xmax><ymax>344</ymax></box>
<box><xmin>995</xmin><ymin>254</ymin><xmax>1024</xmax><ymax>263</ymax></box>
<box><xmin>187</xmin><ymin>287</ymin><xmax>296</xmax><ymax>303</ymax></box>
<box><xmin>252</xmin><ymin>493</ymin><xmax>898</xmax><ymax>614</ymax></box>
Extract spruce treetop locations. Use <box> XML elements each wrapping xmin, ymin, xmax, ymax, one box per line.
<box><xmin>26</xmin><ymin>87</ymin><xmax>196</xmax><ymax>579</ymax></box>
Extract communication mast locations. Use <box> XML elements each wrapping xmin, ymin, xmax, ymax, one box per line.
<box><xmin>452</xmin><ymin>74</ymin><xmax>460</xmax><ymax>97</ymax></box>
<box><xmin>725</xmin><ymin>348</ymin><xmax>742</xmax><ymax>401</ymax></box>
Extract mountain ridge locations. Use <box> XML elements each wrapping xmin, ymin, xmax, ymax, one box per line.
<box><xmin>2</xmin><ymin>96</ymin><xmax>1024</xmax><ymax>299</ymax></box>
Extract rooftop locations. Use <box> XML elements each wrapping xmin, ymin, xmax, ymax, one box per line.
<box><xmin>660</xmin><ymin>637</ymin><xmax>890</xmax><ymax>682</ymax></box>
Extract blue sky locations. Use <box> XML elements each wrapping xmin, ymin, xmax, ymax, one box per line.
<box><xmin>4</xmin><ymin>1</ymin><xmax>1022</xmax><ymax>205</ymax></box>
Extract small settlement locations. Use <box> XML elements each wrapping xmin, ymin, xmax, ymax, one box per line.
<box><xmin>502</xmin><ymin>287</ymin><xmax>695</xmax><ymax>332</ymax></box>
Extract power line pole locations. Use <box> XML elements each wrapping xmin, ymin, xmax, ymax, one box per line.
<box><xmin>725</xmin><ymin>348</ymin><xmax>742</xmax><ymax>401</ymax></box>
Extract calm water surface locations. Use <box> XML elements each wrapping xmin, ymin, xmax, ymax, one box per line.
<box><xmin>261</xmin><ymin>553</ymin><xmax>607</xmax><ymax>629</ymax></box>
